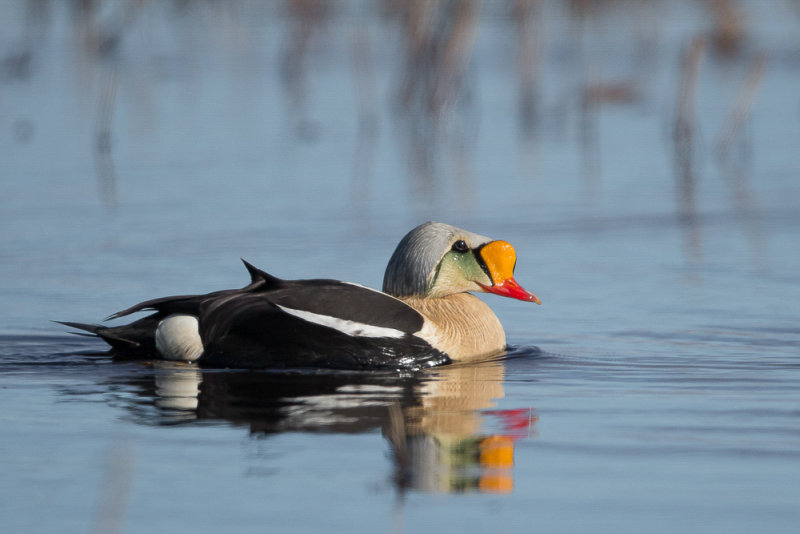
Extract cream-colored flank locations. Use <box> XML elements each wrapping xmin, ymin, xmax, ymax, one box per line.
<box><xmin>155</xmin><ymin>314</ymin><xmax>204</xmax><ymax>362</ymax></box>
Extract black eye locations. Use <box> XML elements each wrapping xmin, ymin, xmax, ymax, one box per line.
<box><xmin>451</xmin><ymin>240</ymin><xmax>469</xmax><ymax>253</ymax></box>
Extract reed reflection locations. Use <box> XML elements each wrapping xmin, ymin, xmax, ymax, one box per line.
<box><xmin>130</xmin><ymin>357</ymin><xmax>536</xmax><ymax>494</ymax></box>
<box><xmin>392</xmin><ymin>0</ymin><xmax>479</xmax><ymax>207</ymax></box>
<box><xmin>673</xmin><ymin>37</ymin><xmax>705</xmax><ymax>265</ymax></box>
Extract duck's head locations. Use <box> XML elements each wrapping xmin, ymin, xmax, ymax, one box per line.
<box><xmin>382</xmin><ymin>221</ymin><xmax>541</xmax><ymax>303</ymax></box>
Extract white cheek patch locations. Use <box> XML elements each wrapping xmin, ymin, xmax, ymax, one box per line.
<box><xmin>155</xmin><ymin>314</ymin><xmax>204</xmax><ymax>362</ymax></box>
<box><xmin>276</xmin><ymin>305</ymin><xmax>406</xmax><ymax>339</ymax></box>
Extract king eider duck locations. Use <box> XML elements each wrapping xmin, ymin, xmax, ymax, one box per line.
<box><xmin>61</xmin><ymin>222</ymin><xmax>540</xmax><ymax>370</ymax></box>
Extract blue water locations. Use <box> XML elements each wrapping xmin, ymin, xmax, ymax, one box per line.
<box><xmin>2</xmin><ymin>1</ymin><xmax>800</xmax><ymax>533</ymax></box>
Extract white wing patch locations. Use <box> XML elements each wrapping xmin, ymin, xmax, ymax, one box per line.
<box><xmin>276</xmin><ymin>305</ymin><xmax>406</xmax><ymax>339</ymax></box>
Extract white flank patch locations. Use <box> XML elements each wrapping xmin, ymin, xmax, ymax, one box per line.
<box><xmin>276</xmin><ymin>305</ymin><xmax>405</xmax><ymax>339</ymax></box>
<box><xmin>155</xmin><ymin>314</ymin><xmax>204</xmax><ymax>362</ymax></box>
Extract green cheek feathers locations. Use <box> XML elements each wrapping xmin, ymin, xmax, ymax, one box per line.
<box><xmin>427</xmin><ymin>251</ymin><xmax>490</xmax><ymax>297</ymax></box>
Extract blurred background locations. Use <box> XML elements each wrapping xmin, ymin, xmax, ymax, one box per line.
<box><xmin>3</xmin><ymin>0</ymin><xmax>799</xmax><ymax>353</ymax></box>
<box><xmin>3</xmin><ymin>1</ymin><xmax>798</xmax><ymax>328</ymax></box>
<box><xmin>1</xmin><ymin>2</ymin><xmax>800</xmax><ymax>532</ymax></box>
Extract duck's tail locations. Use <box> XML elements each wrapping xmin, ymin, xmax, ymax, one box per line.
<box><xmin>56</xmin><ymin>316</ymin><xmax>160</xmax><ymax>356</ymax></box>
<box><xmin>55</xmin><ymin>321</ymin><xmax>102</xmax><ymax>336</ymax></box>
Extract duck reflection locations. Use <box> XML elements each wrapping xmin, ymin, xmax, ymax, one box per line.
<box><xmin>131</xmin><ymin>356</ymin><xmax>536</xmax><ymax>494</ymax></box>
<box><xmin>152</xmin><ymin>362</ymin><xmax>201</xmax><ymax>414</ymax></box>
<box><xmin>389</xmin><ymin>361</ymin><xmax>537</xmax><ymax>493</ymax></box>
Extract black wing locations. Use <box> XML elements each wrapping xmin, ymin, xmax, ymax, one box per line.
<box><xmin>198</xmin><ymin>281</ymin><xmax>448</xmax><ymax>370</ymax></box>
<box><xmin>258</xmin><ymin>280</ymin><xmax>425</xmax><ymax>334</ymax></box>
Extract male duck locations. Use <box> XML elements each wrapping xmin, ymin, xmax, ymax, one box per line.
<box><xmin>62</xmin><ymin>222</ymin><xmax>540</xmax><ymax>370</ymax></box>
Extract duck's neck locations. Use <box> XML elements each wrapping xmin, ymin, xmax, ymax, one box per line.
<box><xmin>400</xmin><ymin>293</ymin><xmax>506</xmax><ymax>362</ymax></box>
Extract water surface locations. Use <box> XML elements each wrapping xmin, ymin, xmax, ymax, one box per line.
<box><xmin>1</xmin><ymin>1</ymin><xmax>799</xmax><ymax>533</ymax></box>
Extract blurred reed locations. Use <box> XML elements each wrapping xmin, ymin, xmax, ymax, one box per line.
<box><xmin>1</xmin><ymin>0</ymin><xmax>780</xmax><ymax>260</ymax></box>
<box><xmin>91</xmin><ymin>441</ymin><xmax>137</xmax><ymax>534</ymax></box>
